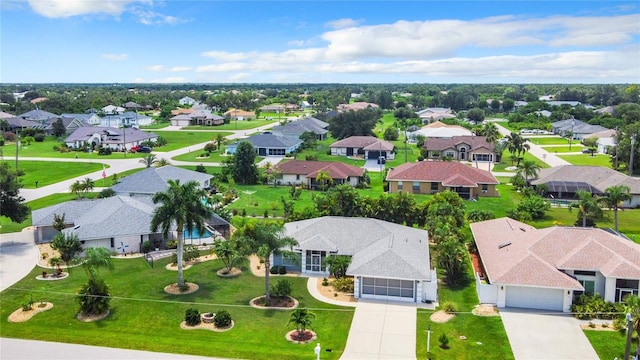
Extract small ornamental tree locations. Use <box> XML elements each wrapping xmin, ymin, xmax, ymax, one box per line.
<box><xmin>288</xmin><ymin>308</ymin><xmax>315</xmax><ymax>337</ymax></box>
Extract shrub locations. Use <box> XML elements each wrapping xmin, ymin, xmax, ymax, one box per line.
<box><xmin>22</xmin><ymin>295</ymin><xmax>34</xmax><ymax>311</ymax></box>
<box><xmin>321</xmin><ymin>278</ymin><xmax>329</xmax><ymax>286</ymax></box>
<box><xmin>570</xmin><ymin>294</ymin><xmax>622</xmax><ymax>320</ymax></box>
<box><xmin>77</xmin><ymin>278</ymin><xmax>110</xmax><ymax>315</ymax></box>
<box><xmin>438</xmin><ymin>334</ymin><xmax>450</xmax><ymax>349</ymax></box>
<box><xmin>213</xmin><ymin>310</ymin><xmax>232</xmax><ymax>328</ymax></box>
<box><xmin>264</xmin><ymin>209</ymin><xmax>269</xmax><ymax>218</ymax></box>
<box><xmin>166</xmin><ymin>240</ymin><xmax>178</xmax><ymax>249</ymax></box>
<box><xmin>98</xmin><ymin>147</ymin><xmax>112</xmax><ymax>155</ymax></box>
<box><xmin>98</xmin><ymin>188</ymin><xmax>115</xmax><ymax>198</ymax></box>
<box><xmin>271</xmin><ymin>279</ymin><xmax>292</xmax><ymax>298</ymax></box>
<box><xmin>278</xmin><ymin>265</ymin><xmax>287</xmax><ymax>275</ymax></box>
<box><xmin>204</xmin><ymin>142</ymin><xmax>217</xmax><ymax>153</ymax></box>
<box><xmin>332</xmin><ymin>277</ymin><xmax>354</xmax><ymax>293</ymax></box>
<box><xmin>185</xmin><ymin>308</ymin><xmax>200</xmax><ymax>326</ymax></box>
<box><xmin>305</xmin><ymin>154</ymin><xmax>318</xmax><ymax>161</ymax></box>
<box><xmin>270</xmin><ymin>266</ymin><xmax>279</xmax><ymax>274</ymax></box>
<box><xmin>34</xmin><ymin>133</ymin><xmax>45</xmax><ymax>142</ymax></box>
<box><xmin>440</xmin><ymin>301</ymin><xmax>457</xmax><ymax>314</ymax></box>
<box><xmin>4</xmin><ymin>131</ymin><xmax>16</xmax><ymax>141</ymax></box>
<box><xmin>141</xmin><ymin>241</ymin><xmax>152</xmax><ymax>254</ymax></box>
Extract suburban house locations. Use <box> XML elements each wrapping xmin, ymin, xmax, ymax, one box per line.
<box><xmin>274</xmin><ymin>216</ymin><xmax>437</xmax><ymax>304</ymax></box>
<box><xmin>111</xmin><ymin>166</ymin><xmax>213</xmax><ymax>196</ymax></box>
<box><xmin>101</xmin><ymin>112</ymin><xmax>153</xmax><ymax>127</ymax></box>
<box><xmin>259</xmin><ymin>103</ymin><xmax>299</xmax><ymax>112</ymax></box>
<box><xmin>582</xmin><ymin>129</ymin><xmax>617</xmax><ymax>154</ymax></box>
<box><xmin>17</xmin><ymin>109</ymin><xmax>58</xmax><ymax>123</ymax></box>
<box><xmin>124</xmin><ymin>101</ymin><xmax>143</xmax><ymax>111</ymax></box>
<box><xmin>223</xmin><ymin>108</ymin><xmax>256</xmax><ymax>120</ymax></box>
<box><xmin>171</xmin><ymin>108</ymin><xmax>194</xmax><ymax>116</ymax></box>
<box><xmin>170</xmin><ymin>109</ymin><xmax>224</xmax><ymax>127</ymax></box>
<box><xmin>275</xmin><ymin>160</ymin><xmax>364</xmax><ymax>189</ymax></box>
<box><xmin>61</xmin><ymin>113</ymin><xmax>102</xmax><ymax>125</ymax></box>
<box><xmin>471</xmin><ymin>217</ymin><xmax>640</xmax><ymax>312</ymax></box>
<box><xmin>423</xmin><ymin>135</ymin><xmax>497</xmax><ymax>162</ymax></box>
<box><xmin>407</xmin><ymin>121</ymin><xmax>473</xmax><ymax>140</ymax></box>
<box><xmin>330</xmin><ymin>136</ymin><xmax>395</xmax><ymax>160</ymax></box>
<box><xmin>42</xmin><ymin>116</ymin><xmax>91</xmax><ymax>135</ymax></box>
<box><xmin>0</xmin><ymin>111</ymin><xmax>14</xmax><ymax>119</ymax></box>
<box><xmin>226</xmin><ymin>134</ymin><xmax>302</xmax><ymax>156</ymax></box>
<box><xmin>531</xmin><ymin>165</ymin><xmax>640</xmax><ymax>207</ymax></box>
<box><xmin>102</xmin><ymin>105</ymin><xmax>125</xmax><ymax>115</ymax></box>
<box><xmin>551</xmin><ymin>119</ymin><xmax>608</xmax><ymax>140</ymax></box>
<box><xmin>65</xmin><ymin>126</ymin><xmax>158</xmax><ymax>152</ymax></box>
<box><xmin>595</xmin><ymin>106</ymin><xmax>615</xmax><ymax>116</ymax></box>
<box><xmin>337</xmin><ymin>102</ymin><xmax>379</xmax><ymax>112</ymax></box>
<box><xmin>416</xmin><ymin>108</ymin><xmax>456</xmax><ymax>123</ymax></box>
<box><xmin>271</xmin><ymin>117</ymin><xmax>329</xmax><ymax>140</ymax></box>
<box><xmin>386</xmin><ymin>161</ymin><xmax>499</xmax><ymax>199</ymax></box>
<box><xmin>179</xmin><ymin>96</ymin><xmax>197</xmax><ymax>106</ymax></box>
<box><xmin>4</xmin><ymin>117</ymin><xmax>38</xmax><ymax>132</ymax></box>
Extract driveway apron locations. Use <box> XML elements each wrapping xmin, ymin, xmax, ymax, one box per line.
<box><xmin>341</xmin><ymin>301</ymin><xmax>417</xmax><ymax>360</ymax></box>
<box><xmin>0</xmin><ymin>230</ymin><xmax>38</xmax><ymax>291</ymax></box>
<box><xmin>500</xmin><ymin>309</ymin><xmax>599</xmax><ymax>360</ymax></box>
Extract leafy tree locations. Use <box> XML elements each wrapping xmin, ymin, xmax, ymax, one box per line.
<box><xmin>151</xmin><ymin>180</ymin><xmax>212</xmax><ymax>288</ymax></box>
<box><xmin>52</xmin><ymin>213</ymin><xmax>66</xmax><ymax>232</ymax></box>
<box><xmin>0</xmin><ymin>163</ymin><xmax>29</xmax><ymax>223</ymax></box>
<box><xmin>516</xmin><ymin>159</ymin><xmax>542</xmax><ymax>185</ymax></box>
<box><xmin>569</xmin><ymin>190</ymin><xmax>602</xmax><ymax>227</ymax></box>
<box><xmin>299</xmin><ymin>131</ymin><xmax>317</xmax><ymax>150</ymax></box>
<box><xmin>51</xmin><ymin>232</ymin><xmax>83</xmax><ymax>263</ymax></box>
<box><xmin>324</xmin><ymin>255</ymin><xmax>352</xmax><ymax>278</ymax></box>
<box><xmin>195</xmin><ymin>164</ymin><xmax>207</xmax><ymax>173</ymax></box>
<box><xmin>328</xmin><ymin>107</ymin><xmax>382</xmax><ymax>139</ymax></box>
<box><xmin>466</xmin><ymin>209</ymin><xmax>495</xmax><ymax>223</ymax></box>
<box><xmin>425</xmin><ymin>191</ymin><xmax>465</xmax><ymax>236</ymax></box>
<box><xmin>139</xmin><ymin>154</ymin><xmax>159</xmax><ymax>168</ymax></box>
<box><xmin>288</xmin><ymin>308</ymin><xmax>315</xmax><ymax>338</ymax></box>
<box><xmin>490</xmin><ymin>99</ymin><xmax>501</xmax><ymax>112</ymax></box>
<box><xmin>467</xmin><ymin>108</ymin><xmax>485</xmax><ymax>125</ymax></box>
<box><xmin>502</xmin><ymin>98</ymin><xmax>515</xmax><ymax>113</ymax></box>
<box><xmin>383</xmin><ymin>127</ymin><xmax>399</xmax><ymax>141</ymax></box>
<box><xmin>436</xmin><ymin>236</ymin><xmax>468</xmax><ymax>286</ymax></box>
<box><xmin>233</xmin><ymin>142</ymin><xmax>259</xmax><ymax>185</ymax></box>
<box><xmin>600</xmin><ymin>185</ymin><xmax>632</xmax><ymax>232</ymax></box>
<box><xmin>247</xmin><ymin>222</ymin><xmax>298</xmax><ymax>303</ymax></box>
<box><xmin>511</xmin><ymin>194</ymin><xmax>550</xmax><ymax>220</ymax></box>
<box><xmin>52</xmin><ymin>118</ymin><xmax>66</xmax><ymax>137</ymax></box>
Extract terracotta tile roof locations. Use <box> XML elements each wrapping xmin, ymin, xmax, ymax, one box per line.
<box><xmin>424</xmin><ymin>136</ymin><xmax>493</xmax><ymax>152</ymax></box>
<box><xmin>470</xmin><ymin>218</ymin><xmax>640</xmax><ymax>290</ymax></box>
<box><xmin>330</xmin><ymin>136</ymin><xmax>394</xmax><ymax>151</ymax></box>
<box><xmin>386</xmin><ymin>161</ymin><xmax>498</xmax><ymax>186</ymax></box>
<box><xmin>171</xmin><ymin>108</ymin><xmax>194</xmax><ymax>115</ymax></box>
<box><xmin>276</xmin><ymin>160</ymin><xmax>363</xmax><ymax>179</ymax></box>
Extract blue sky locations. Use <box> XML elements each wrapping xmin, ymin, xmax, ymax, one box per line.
<box><xmin>1</xmin><ymin>1</ymin><xmax>639</xmax><ymax>83</ymax></box>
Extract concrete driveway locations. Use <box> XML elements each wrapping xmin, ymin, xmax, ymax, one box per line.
<box><xmin>341</xmin><ymin>301</ymin><xmax>416</xmax><ymax>360</ymax></box>
<box><xmin>500</xmin><ymin>309</ymin><xmax>599</xmax><ymax>360</ymax></box>
<box><xmin>0</xmin><ymin>230</ymin><xmax>38</xmax><ymax>291</ymax></box>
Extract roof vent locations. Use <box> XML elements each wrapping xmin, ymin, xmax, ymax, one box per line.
<box><xmin>498</xmin><ymin>241</ymin><xmax>511</xmax><ymax>249</ymax></box>
<box><xmin>73</xmin><ymin>225</ymin><xmax>81</xmax><ymax>230</ymax></box>
<box><xmin>519</xmin><ymin>227</ymin><xmax>526</xmax><ymax>232</ymax></box>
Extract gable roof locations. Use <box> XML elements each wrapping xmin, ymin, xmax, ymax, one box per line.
<box><xmin>470</xmin><ymin>217</ymin><xmax>640</xmax><ymax>289</ymax></box>
<box><xmin>276</xmin><ymin>160</ymin><xmax>364</xmax><ymax>179</ymax></box>
<box><xmin>284</xmin><ymin>216</ymin><xmax>431</xmax><ymax>279</ymax></box>
<box><xmin>232</xmin><ymin>134</ymin><xmax>302</xmax><ymax>148</ymax></box>
<box><xmin>271</xmin><ymin>117</ymin><xmax>329</xmax><ymax>136</ymax></box>
<box><xmin>531</xmin><ymin>165</ymin><xmax>640</xmax><ymax>194</ymax></box>
<box><xmin>551</xmin><ymin>119</ymin><xmax>607</xmax><ymax>134</ymax></box>
<box><xmin>111</xmin><ymin>166</ymin><xmax>212</xmax><ymax>195</ymax></box>
<box><xmin>18</xmin><ymin>109</ymin><xmax>58</xmax><ymax>121</ymax></box>
<box><xmin>386</xmin><ymin>161</ymin><xmax>498</xmax><ymax>186</ymax></box>
<box><xmin>424</xmin><ymin>136</ymin><xmax>493</xmax><ymax>151</ymax></box>
<box><xmin>330</xmin><ymin>136</ymin><xmax>394</xmax><ymax>151</ymax></box>
<box><xmin>65</xmin><ymin>126</ymin><xmax>158</xmax><ymax>144</ymax></box>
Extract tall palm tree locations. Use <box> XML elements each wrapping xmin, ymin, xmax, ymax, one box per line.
<box><xmin>70</xmin><ymin>180</ymin><xmax>83</xmax><ymax>198</ymax></box>
<box><xmin>601</xmin><ymin>185</ymin><xmax>632</xmax><ymax>232</ymax></box>
<box><xmin>493</xmin><ymin>140</ymin><xmax>507</xmax><ymax>164</ymax></box>
<box><xmin>151</xmin><ymin>180</ymin><xmax>212</xmax><ymax>288</ymax></box>
<box><xmin>81</xmin><ymin>177</ymin><xmax>95</xmax><ymax>196</ymax></box>
<box><xmin>250</xmin><ymin>222</ymin><xmax>298</xmax><ymax>302</ymax></box>
<box><xmin>215</xmin><ymin>134</ymin><xmax>226</xmax><ymax>151</ymax></box>
<box><xmin>516</xmin><ymin>159</ymin><xmax>542</xmax><ymax>186</ymax></box>
<box><xmin>569</xmin><ymin>190</ymin><xmax>602</xmax><ymax>227</ymax></box>
<box><xmin>288</xmin><ymin>308</ymin><xmax>315</xmax><ymax>339</ymax></box>
<box><xmin>505</xmin><ymin>132</ymin><xmax>530</xmax><ymax>166</ymax></box>
<box><xmin>480</xmin><ymin>122</ymin><xmax>500</xmax><ymax>144</ymax></box>
<box><xmin>139</xmin><ymin>154</ymin><xmax>159</xmax><ymax>168</ymax></box>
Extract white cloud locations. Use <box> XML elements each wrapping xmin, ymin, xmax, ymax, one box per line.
<box><xmin>102</xmin><ymin>54</ymin><xmax>128</xmax><ymax>61</ymax></box>
<box><xmin>325</xmin><ymin>18</ymin><xmax>362</xmax><ymax>29</ymax></box>
<box><xmin>227</xmin><ymin>73</ymin><xmax>251</xmax><ymax>81</ymax></box>
<box><xmin>145</xmin><ymin>65</ymin><xmax>165</xmax><ymax>71</ymax></box>
<box><xmin>287</xmin><ymin>40</ymin><xmax>306</xmax><ymax>47</ymax></box>
<box><xmin>28</xmin><ymin>0</ymin><xmax>144</xmax><ymax>18</ymax></box>
<box><xmin>170</xmin><ymin>66</ymin><xmax>193</xmax><ymax>72</ymax></box>
<box><xmin>132</xmin><ymin>8</ymin><xmax>190</xmax><ymax>25</ymax></box>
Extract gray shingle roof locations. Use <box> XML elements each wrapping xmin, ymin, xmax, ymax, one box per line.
<box><xmin>65</xmin><ymin>126</ymin><xmax>158</xmax><ymax>144</ymax></box>
<box><xmin>111</xmin><ymin>166</ymin><xmax>212</xmax><ymax>195</ymax></box>
<box><xmin>284</xmin><ymin>216</ymin><xmax>431</xmax><ymax>280</ymax></box>
<box><xmin>232</xmin><ymin>134</ymin><xmax>302</xmax><ymax>148</ymax></box>
<box><xmin>531</xmin><ymin>165</ymin><xmax>640</xmax><ymax>194</ymax></box>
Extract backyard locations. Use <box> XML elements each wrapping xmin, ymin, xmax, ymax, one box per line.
<box><xmin>1</xmin><ymin>160</ymin><xmax>104</xmax><ymax>189</ymax></box>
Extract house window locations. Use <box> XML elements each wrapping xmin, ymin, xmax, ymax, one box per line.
<box><xmin>482</xmin><ymin>184</ymin><xmax>488</xmax><ymax>193</ymax></box>
<box><xmin>412</xmin><ymin>181</ymin><xmax>420</xmax><ymax>193</ymax></box>
<box><xmin>305</xmin><ymin>250</ymin><xmax>326</xmax><ymax>272</ymax></box>
<box><xmin>616</xmin><ymin>279</ymin><xmax>639</xmax><ymax>302</ymax></box>
<box><xmin>444</xmin><ymin>151</ymin><xmax>455</xmax><ymax>159</ymax></box>
<box><xmin>397</xmin><ymin>181</ymin><xmax>403</xmax><ymax>191</ymax></box>
<box><xmin>430</xmin><ymin>182</ymin><xmax>439</xmax><ymax>193</ymax></box>
<box><xmin>574</xmin><ymin>270</ymin><xmax>596</xmax><ymax>276</ymax></box>
<box><xmin>473</xmin><ymin>153</ymin><xmax>492</xmax><ymax>162</ymax></box>
<box><xmin>110</xmin><ymin>237</ymin><xmax>114</xmax><ymax>248</ymax></box>
<box><xmin>296</xmin><ymin>174</ymin><xmax>300</xmax><ymax>180</ymax></box>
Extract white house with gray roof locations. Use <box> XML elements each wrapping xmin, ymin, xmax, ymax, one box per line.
<box><xmin>226</xmin><ymin>134</ymin><xmax>302</xmax><ymax>156</ymax></box>
<box><xmin>65</xmin><ymin>126</ymin><xmax>158</xmax><ymax>152</ymax></box>
<box><xmin>101</xmin><ymin>112</ymin><xmax>153</xmax><ymax>127</ymax></box>
<box><xmin>111</xmin><ymin>166</ymin><xmax>212</xmax><ymax>196</ymax></box>
<box><xmin>277</xmin><ymin>217</ymin><xmax>437</xmax><ymax>304</ymax></box>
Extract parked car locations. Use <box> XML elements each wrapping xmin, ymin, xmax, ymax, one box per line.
<box><xmin>581</xmin><ymin>147</ymin><xmax>592</xmax><ymax>154</ymax></box>
<box><xmin>137</xmin><ymin>146</ymin><xmax>153</xmax><ymax>153</ymax></box>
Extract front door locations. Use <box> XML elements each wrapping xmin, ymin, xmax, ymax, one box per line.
<box><xmin>311</xmin><ymin>253</ymin><xmax>321</xmax><ymax>272</ymax></box>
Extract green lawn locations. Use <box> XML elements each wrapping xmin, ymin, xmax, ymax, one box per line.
<box><xmin>3</xmin><ymin>139</ymin><xmax>150</xmax><ymax>160</ymax></box>
<box><xmin>527</xmin><ymin>137</ymin><xmax>571</xmax><ymax>145</ymax></box>
<box><xmin>501</xmin><ymin>150</ymin><xmax>550</xmax><ymax>169</ymax></box>
<box><xmin>539</xmin><ymin>145</ymin><xmax>584</xmax><ymax>153</ymax></box>
<box><xmin>2</xmin><ymin>160</ymin><xmax>105</xmax><ymax>189</ymax></box>
<box><xmin>183</xmin><ymin>119</ymin><xmax>277</xmax><ymax>131</ymax></box>
<box><xmin>465</xmin><ymin>183</ymin><xmax>521</xmax><ymax>219</ymax></box>
<box><xmin>559</xmin><ymin>154</ymin><xmax>613</xmax><ymax>167</ymax></box>
<box><xmin>0</xmin><ymin>257</ymin><xmax>353</xmax><ymax>360</ymax></box>
<box><xmin>140</xmin><ymin>122</ymin><xmax>171</xmax><ymax>129</ymax></box>
<box><xmin>152</xmin><ymin>131</ymin><xmax>233</xmax><ymax>152</ymax></box>
<box><xmin>172</xmin><ymin>149</ymin><xmax>230</xmax><ymax>163</ymax></box>
<box><xmin>583</xmin><ymin>330</ymin><xmax>635</xmax><ymax>360</ymax></box>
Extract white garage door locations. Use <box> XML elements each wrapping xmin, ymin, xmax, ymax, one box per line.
<box><xmin>506</xmin><ymin>286</ymin><xmax>564</xmax><ymax>311</ymax></box>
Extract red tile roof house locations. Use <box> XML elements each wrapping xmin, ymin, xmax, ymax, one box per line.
<box><xmin>424</xmin><ymin>135</ymin><xmax>498</xmax><ymax>163</ymax></box>
<box><xmin>386</xmin><ymin>161</ymin><xmax>499</xmax><ymax>199</ymax></box>
<box><xmin>275</xmin><ymin>160</ymin><xmax>364</xmax><ymax>189</ymax></box>
<box><xmin>470</xmin><ymin>217</ymin><xmax>640</xmax><ymax>312</ymax></box>
<box><xmin>330</xmin><ymin>136</ymin><xmax>395</xmax><ymax>160</ymax></box>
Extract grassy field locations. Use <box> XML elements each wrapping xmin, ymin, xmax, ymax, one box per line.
<box><xmin>559</xmin><ymin>154</ymin><xmax>613</xmax><ymax>167</ymax></box>
<box><xmin>140</xmin><ymin>122</ymin><xmax>171</xmax><ymax>129</ymax></box>
<box><xmin>583</xmin><ymin>330</ymin><xmax>634</xmax><ymax>360</ymax></box>
<box><xmin>526</xmin><ymin>137</ymin><xmax>571</xmax><ymax>145</ymax></box>
<box><xmin>0</xmin><ymin>257</ymin><xmax>353</xmax><ymax>360</ymax></box>
<box><xmin>539</xmin><ymin>145</ymin><xmax>584</xmax><ymax>153</ymax></box>
<box><xmin>3</xmin><ymin>139</ymin><xmax>151</xmax><ymax>160</ymax></box>
<box><xmin>152</xmin><ymin>131</ymin><xmax>233</xmax><ymax>152</ymax></box>
<box><xmin>183</xmin><ymin>119</ymin><xmax>277</xmax><ymax>131</ymax></box>
<box><xmin>172</xmin><ymin>149</ymin><xmax>230</xmax><ymax>163</ymax></box>
<box><xmin>2</xmin><ymin>160</ymin><xmax>105</xmax><ymax>189</ymax></box>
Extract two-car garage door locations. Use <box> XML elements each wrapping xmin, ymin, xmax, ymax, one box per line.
<box><xmin>506</xmin><ymin>286</ymin><xmax>564</xmax><ymax>311</ymax></box>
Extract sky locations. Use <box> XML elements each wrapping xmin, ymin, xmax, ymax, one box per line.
<box><xmin>1</xmin><ymin>0</ymin><xmax>639</xmax><ymax>84</ymax></box>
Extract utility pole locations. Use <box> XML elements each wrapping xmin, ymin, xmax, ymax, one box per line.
<box><xmin>630</xmin><ymin>133</ymin><xmax>637</xmax><ymax>176</ymax></box>
<box><xmin>15</xmin><ymin>132</ymin><xmax>19</xmax><ymax>170</ymax></box>
<box><xmin>624</xmin><ymin>313</ymin><xmax>632</xmax><ymax>360</ymax></box>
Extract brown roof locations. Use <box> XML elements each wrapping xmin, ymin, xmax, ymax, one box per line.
<box><xmin>276</xmin><ymin>160</ymin><xmax>364</xmax><ymax>180</ymax></box>
<box><xmin>531</xmin><ymin>165</ymin><xmax>640</xmax><ymax>194</ymax></box>
<box><xmin>386</xmin><ymin>161</ymin><xmax>498</xmax><ymax>187</ymax></box>
<box><xmin>470</xmin><ymin>218</ymin><xmax>640</xmax><ymax>289</ymax></box>
<box><xmin>330</xmin><ymin>136</ymin><xmax>394</xmax><ymax>151</ymax></box>
<box><xmin>171</xmin><ymin>109</ymin><xmax>194</xmax><ymax>116</ymax></box>
<box><xmin>424</xmin><ymin>135</ymin><xmax>493</xmax><ymax>152</ymax></box>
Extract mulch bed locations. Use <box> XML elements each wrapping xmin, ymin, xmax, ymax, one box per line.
<box><xmin>250</xmin><ymin>296</ymin><xmax>299</xmax><ymax>310</ymax></box>
<box><xmin>8</xmin><ymin>302</ymin><xmax>54</xmax><ymax>323</ymax></box>
<box><xmin>469</xmin><ymin>252</ymin><xmax>486</xmax><ymax>279</ymax></box>
<box><xmin>285</xmin><ymin>330</ymin><xmax>317</xmax><ymax>344</ymax></box>
<box><xmin>164</xmin><ymin>282</ymin><xmax>199</xmax><ymax>295</ymax></box>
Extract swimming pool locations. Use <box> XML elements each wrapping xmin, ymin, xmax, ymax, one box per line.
<box><xmin>183</xmin><ymin>228</ymin><xmax>213</xmax><ymax>239</ymax></box>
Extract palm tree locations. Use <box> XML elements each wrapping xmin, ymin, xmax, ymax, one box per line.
<box><xmin>151</xmin><ymin>180</ymin><xmax>212</xmax><ymax>288</ymax></box>
<box><xmin>516</xmin><ymin>159</ymin><xmax>542</xmax><ymax>186</ymax></box>
<box><xmin>480</xmin><ymin>122</ymin><xmax>500</xmax><ymax>144</ymax></box>
<box><xmin>288</xmin><ymin>308</ymin><xmax>315</xmax><ymax>339</ymax></box>
<box><xmin>77</xmin><ymin>247</ymin><xmax>114</xmax><ymax>281</ymax></box>
<box><xmin>155</xmin><ymin>157</ymin><xmax>171</xmax><ymax>167</ymax></box>
<box><xmin>212</xmin><ymin>239</ymin><xmax>239</xmax><ymax>273</ymax></box>
<box><xmin>139</xmin><ymin>154</ymin><xmax>159</xmax><ymax>168</ymax></box>
<box><xmin>315</xmin><ymin>170</ymin><xmax>333</xmax><ymax>191</ymax></box>
<box><xmin>81</xmin><ymin>177</ymin><xmax>95</xmax><ymax>196</ymax></box>
<box><xmin>70</xmin><ymin>180</ymin><xmax>83</xmax><ymax>198</ymax></box>
<box><xmin>75</xmin><ymin>247</ymin><xmax>114</xmax><ymax>316</ymax></box>
<box><xmin>505</xmin><ymin>132</ymin><xmax>530</xmax><ymax>166</ymax></box>
<box><xmin>249</xmin><ymin>222</ymin><xmax>298</xmax><ymax>303</ymax></box>
<box><xmin>600</xmin><ymin>185</ymin><xmax>632</xmax><ymax>232</ymax></box>
<box><xmin>569</xmin><ymin>190</ymin><xmax>602</xmax><ymax>227</ymax></box>
<box><xmin>493</xmin><ymin>140</ymin><xmax>507</xmax><ymax>164</ymax></box>
<box><xmin>215</xmin><ymin>134</ymin><xmax>226</xmax><ymax>151</ymax></box>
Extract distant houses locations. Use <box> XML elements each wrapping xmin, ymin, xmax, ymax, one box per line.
<box><xmin>551</xmin><ymin>119</ymin><xmax>607</xmax><ymax>140</ymax></box>
<box><xmin>170</xmin><ymin>109</ymin><xmax>224</xmax><ymax>127</ymax></box>
<box><xmin>100</xmin><ymin>112</ymin><xmax>153</xmax><ymax>127</ymax></box>
<box><xmin>271</xmin><ymin>117</ymin><xmax>329</xmax><ymax>140</ymax></box>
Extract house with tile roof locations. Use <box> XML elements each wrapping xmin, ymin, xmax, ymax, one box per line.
<box><xmin>271</xmin><ymin>117</ymin><xmax>329</xmax><ymax>140</ymax></box>
<box><xmin>531</xmin><ymin>165</ymin><xmax>640</xmax><ymax>207</ymax></box>
<box><xmin>65</xmin><ymin>126</ymin><xmax>158</xmax><ymax>152</ymax></box>
<box><xmin>423</xmin><ymin>135</ymin><xmax>497</xmax><ymax>163</ymax></box>
<box><xmin>470</xmin><ymin>217</ymin><xmax>640</xmax><ymax>312</ymax></box>
<box><xmin>223</xmin><ymin>108</ymin><xmax>256</xmax><ymax>120</ymax></box>
<box><xmin>337</xmin><ymin>102</ymin><xmax>379</xmax><ymax>112</ymax></box>
<box><xmin>275</xmin><ymin>160</ymin><xmax>364</xmax><ymax>189</ymax></box>
<box><xmin>275</xmin><ymin>216</ymin><xmax>437</xmax><ymax>304</ymax></box>
<box><xmin>330</xmin><ymin>136</ymin><xmax>395</xmax><ymax>160</ymax></box>
<box><xmin>416</xmin><ymin>107</ymin><xmax>456</xmax><ymax>123</ymax></box>
<box><xmin>226</xmin><ymin>134</ymin><xmax>302</xmax><ymax>156</ymax></box>
<box><xmin>386</xmin><ymin>161</ymin><xmax>499</xmax><ymax>199</ymax></box>
<box><xmin>582</xmin><ymin>129</ymin><xmax>617</xmax><ymax>154</ymax></box>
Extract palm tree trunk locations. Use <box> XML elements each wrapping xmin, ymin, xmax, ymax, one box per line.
<box><xmin>582</xmin><ymin>212</ymin><xmax>587</xmax><ymax>227</ymax></box>
<box><xmin>264</xmin><ymin>255</ymin><xmax>271</xmax><ymax>302</ymax></box>
<box><xmin>177</xmin><ymin>225</ymin><xmax>184</xmax><ymax>287</ymax></box>
<box><xmin>614</xmin><ymin>207</ymin><xmax>619</xmax><ymax>232</ymax></box>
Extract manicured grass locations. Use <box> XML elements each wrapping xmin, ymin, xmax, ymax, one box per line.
<box><xmin>140</xmin><ymin>122</ymin><xmax>171</xmax><ymax>129</ymax></box>
<box><xmin>491</xmin><ymin>162</ymin><xmax>517</xmax><ymax>172</ymax></box>
<box><xmin>172</xmin><ymin>149</ymin><xmax>230</xmax><ymax>163</ymax></box>
<box><xmin>465</xmin><ymin>183</ymin><xmax>521</xmax><ymax>219</ymax></box>
<box><xmin>0</xmin><ymin>257</ymin><xmax>353</xmax><ymax>360</ymax></box>
<box><xmin>152</xmin><ymin>131</ymin><xmax>233</xmax><ymax>152</ymax></box>
<box><xmin>2</xmin><ymin>160</ymin><xmax>105</xmax><ymax>189</ymax></box>
<box><xmin>526</xmin><ymin>136</ymin><xmax>571</xmax><ymax>145</ymax></box>
<box><xmin>559</xmin><ymin>154</ymin><xmax>613</xmax><ymax>167</ymax></box>
<box><xmin>501</xmin><ymin>150</ymin><xmax>550</xmax><ymax>168</ymax></box>
<box><xmin>539</xmin><ymin>145</ymin><xmax>584</xmax><ymax>153</ymax></box>
<box><xmin>583</xmin><ymin>330</ymin><xmax>634</xmax><ymax>360</ymax></box>
<box><xmin>183</xmin><ymin>119</ymin><xmax>277</xmax><ymax>131</ymax></box>
<box><xmin>3</xmin><ymin>139</ymin><xmax>150</xmax><ymax>160</ymax></box>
